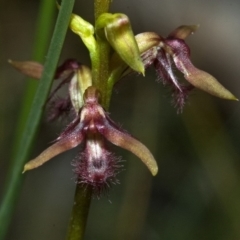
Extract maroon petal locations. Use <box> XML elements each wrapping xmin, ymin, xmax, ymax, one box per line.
<box><xmin>48</xmin><ymin>96</ymin><xmax>72</xmax><ymax>121</ymax></box>
<box><xmin>48</xmin><ymin>59</ymin><xmax>81</xmax><ymax>102</ymax></box>
<box><xmin>54</xmin><ymin>59</ymin><xmax>81</xmax><ymax>79</ymax></box>
<box><xmin>155</xmin><ymin>48</ymin><xmax>182</xmax><ymax>91</ymax></box>
<box><xmin>47</xmin><ymin>72</ymin><xmax>74</xmax><ymax>102</ymax></box>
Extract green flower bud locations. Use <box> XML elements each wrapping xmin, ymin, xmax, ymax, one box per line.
<box><xmin>70</xmin><ymin>14</ymin><xmax>97</xmax><ymax>54</ymax></box>
<box><xmin>96</xmin><ymin>13</ymin><xmax>144</xmax><ymax>75</ymax></box>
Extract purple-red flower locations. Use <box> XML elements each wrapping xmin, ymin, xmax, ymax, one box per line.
<box><xmin>134</xmin><ymin>26</ymin><xmax>238</xmax><ymax>112</ymax></box>
<box><xmin>23</xmin><ymin>84</ymin><xmax>158</xmax><ymax>193</ymax></box>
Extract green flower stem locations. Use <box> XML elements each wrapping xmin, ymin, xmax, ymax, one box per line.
<box><xmin>66</xmin><ymin>1</ymin><xmax>113</xmax><ymax>240</ymax></box>
<box><xmin>92</xmin><ymin>0</ymin><xmax>111</xmax><ymax>108</ymax></box>
<box><xmin>93</xmin><ymin>38</ymin><xmax>111</xmax><ymax>108</ymax></box>
<box><xmin>94</xmin><ymin>0</ymin><xmax>111</xmax><ymax>20</ymax></box>
<box><xmin>66</xmin><ymin>186</ymin><xmax>92</xmax><ymax>240</ymax></box>
<box><xmin>0</xmin><ymin>0</ymin><xmax>75</xmax><ymax>239</ymax></box>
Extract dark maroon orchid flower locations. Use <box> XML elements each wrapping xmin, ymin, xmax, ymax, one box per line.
<box><xmin>23</xmin><ymin>86</ymin><xmax>158</xmax><ymax>192</ymax></box>
<box><xmin>133</xmin><ymin>26</ymin><xmax>238</xmax><ymax>112</ymax></box>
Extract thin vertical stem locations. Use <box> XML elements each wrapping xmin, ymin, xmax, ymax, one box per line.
<box><xmin>94</xmin><ymin>0</ymin><xmax>111</xmax><ymax>20</ymax></box>
<box><xmin>93</xmin><ymin>38</ymin><xmax>110</xmax><ymax>107</ymax></box>
<box><xmin>92</xmin><ymin>0</ymin><xmax>111</xmax><ymax>107</ymax></box>
<box><xmin>66</xmin><ymin>1</ymin><xmax>112</xmax><ymax>240</ymax></box>
<box><xmin>66</xmin><ymin>186</ymin><xmax>92</xmax><ymax>240</ymax></box>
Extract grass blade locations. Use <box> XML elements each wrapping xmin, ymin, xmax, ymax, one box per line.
<box><xmin>0</xmin><ymin>0</ymin><xmax>75</xmax><ymax>238</ymax></box>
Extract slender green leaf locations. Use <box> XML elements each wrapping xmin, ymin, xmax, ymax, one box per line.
<box><xmin>0</xmin><ymin>0</ymin><xmax>75</xmax><ymax>238</ymax></box>
<box><xmin>12</xmin><ymin>0</ymin><xmax>56</xmax><ymax>162</ymax></box>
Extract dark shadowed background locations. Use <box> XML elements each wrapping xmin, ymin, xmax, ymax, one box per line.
<box><xmin>1</xmin><ymin>0</ymin><xmax>240</xmax><ymax>239</ymax></box>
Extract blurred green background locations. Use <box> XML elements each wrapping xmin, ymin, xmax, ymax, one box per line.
<box><xmin>1</xmin><ymin>0</ymin><xmax>240</xmax><ymax>239</ymax></box>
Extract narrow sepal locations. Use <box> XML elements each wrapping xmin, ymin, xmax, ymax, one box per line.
<box><xmin>168</xmin><ymin>25</ymin><xmax>199</xmax><ymax>39</ymax></box>
<box><xmin>9</xmin><ymin>60</ymin><xmax>43</xmax><ymax>79</ymax></box>
<box><xmin>23</xmin><ymin>126</ymin><xmax>85</xmax><ymax>172</ymax></box>
<box><xmin>166</xmin><ymin>39</ymin><xmax>238</xmax><ymax>100</ymax></box>
<box><xmin>183</xmin><ymin>68</ymin><xmax>238</xmax><ymax>100</ymax></box>
<box><xmin>98</xmin><ymin>118</ymin><xmax>158</xmax><ymax>176</ymax></box>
